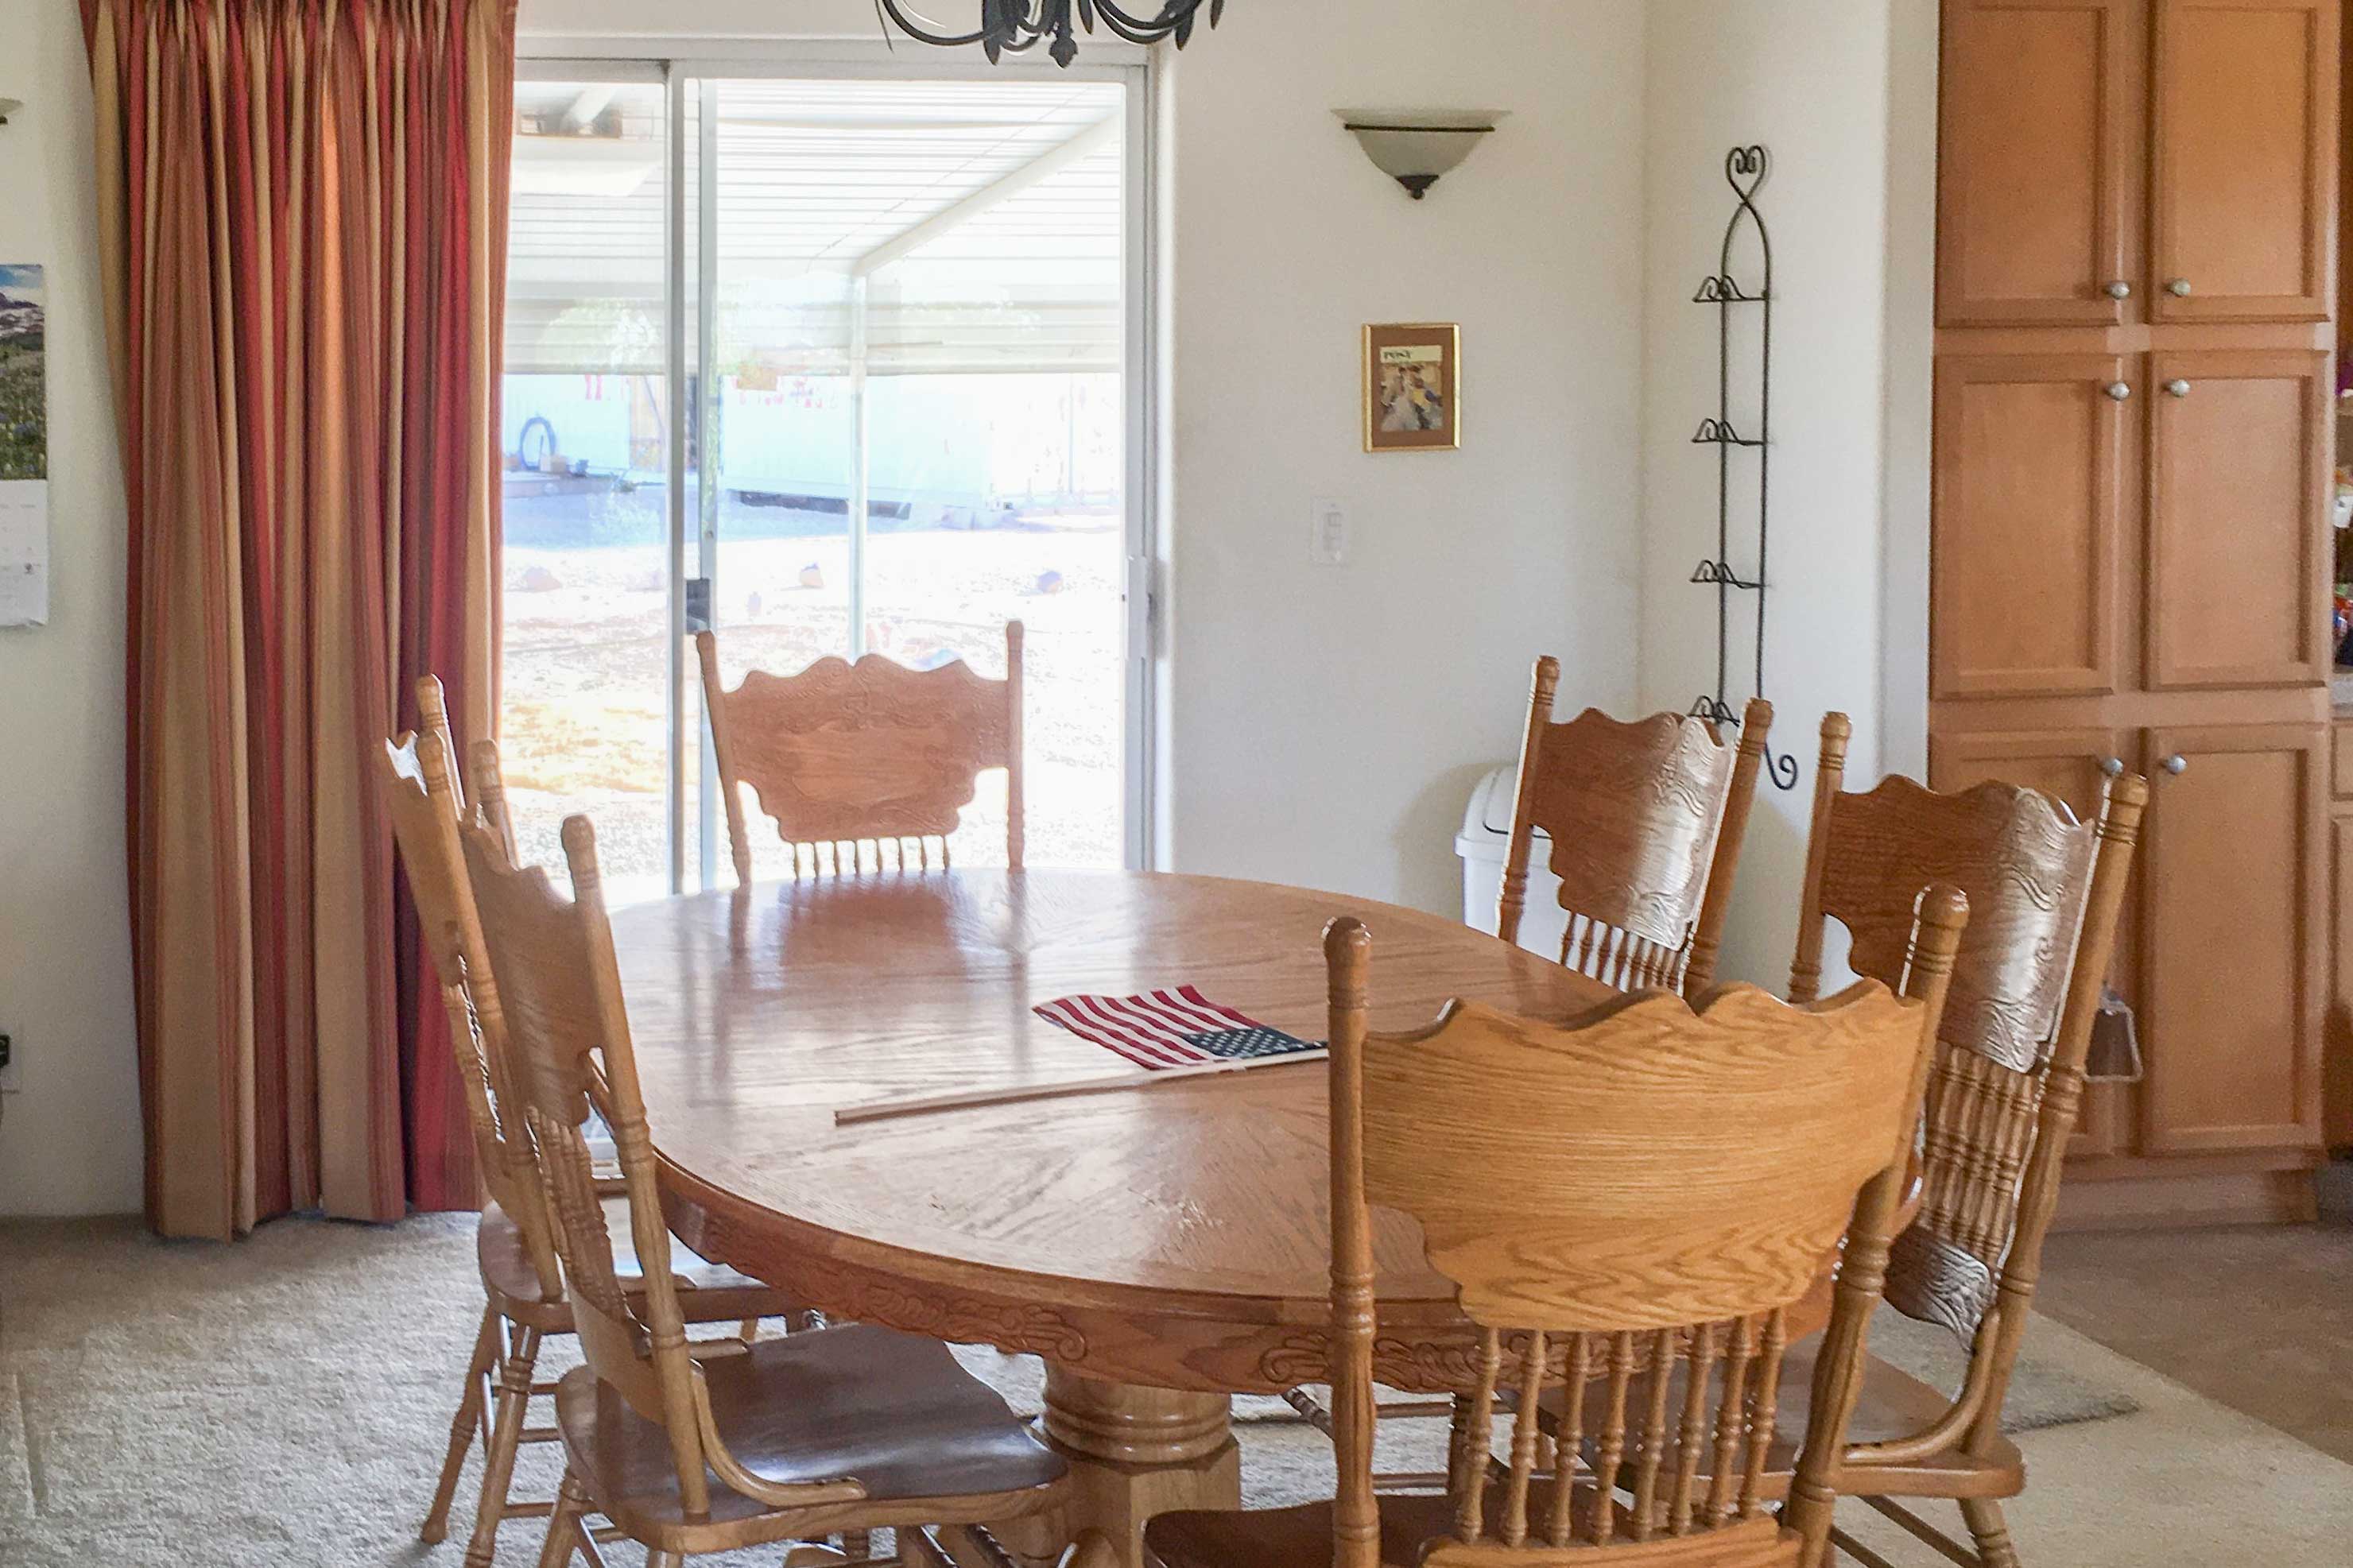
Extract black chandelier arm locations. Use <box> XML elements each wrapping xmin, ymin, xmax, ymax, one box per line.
<box><xmin>874</xmin><ymin>0</ymin><xmax>994</xmax><ymax>48</ymax></box>
<box><xmin>878</xmin><ymin>0</ymin><xmax>1220</xmax><ymax>60</ymax></box>
<box><xmin>1091</xmin><ymin>0</ymin><xmax>1215</xmax><ymax>43</ymax></box>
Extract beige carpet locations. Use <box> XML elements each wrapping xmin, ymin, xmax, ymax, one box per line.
<box><xmin>2</xmin><ymin>1214</ymin><xmax>2347</xmax><ymax>1566</ymax></box>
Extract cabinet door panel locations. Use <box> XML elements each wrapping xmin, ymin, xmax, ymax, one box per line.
<box><xmin>2145</xmin><ymin>350</ymin><xmax>2328</xmax><ymax>688</ymax></box>
<box><xmin>2150</xmin><ymin>0</ymin><xmax>2336</xmax><ymax>321</ymax></box>
<box><xmin>1929</xmin><ymin>729</ymin><xmax>2134</xmax><ymax>1157</ymax></box>
<box><xmin>1938</xmin><ymin>0</ymin><xmax>2141</xmax><ymax>326</ymax></box>
<box><xmin>1932</xmin><ymin>355</ymin><xmax>2126</xmax><ymax>699</ymax></box>
<box><xmin>2139</xmin><ymin>725</ymin><xmax>2324</xmax><ymax>1154</ymax></box>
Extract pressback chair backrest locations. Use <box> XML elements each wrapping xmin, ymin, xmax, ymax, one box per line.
<box><xmin>1324</xmin><ymin>886</ymin><xmax>1968</xmax><ymax>1567</ymax></box>
<box><xmin>459</xmin><ymin>811</ymin><xmax>867</xmax><ymax>1517</ymax></box>
<box><xmin>696</xmin><ymin>624</ymin><xmax>1025</xmax><ymax>885</ymax></box>
<box><xmin>465</xmin><ymin>731</ymin><xmax>521</xmax><ymax>861</ymax></box>
<box><xmin>1785</xmin><ymin>714</ymin><xmax>2148</xmax><ymax>1438</ymax></box>
<box><xmin>378</xmin><ymin>677</ymin><xmax>559</xmax><ymax>1299</ymax></box>
<box><xmin>1498</xmin><ymin>657</ymin><xmax>1770</xmax><ymax>994</ymax></box>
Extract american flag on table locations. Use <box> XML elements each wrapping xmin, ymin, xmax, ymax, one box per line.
<box><xmin>1033</xmin><ymin>985</ymin><xmax>1320</xmax><ymax>1070</ymax></box>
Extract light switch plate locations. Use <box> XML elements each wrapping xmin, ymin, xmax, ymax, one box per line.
<box><xmin>1310</xmin><ymin>498</ymin><xmax>1347</xmax><ymax>566</ymax></box>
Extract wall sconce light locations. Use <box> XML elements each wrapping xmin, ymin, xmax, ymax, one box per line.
<box><xmin>0</xmin><ymin>99</ymin><xmax>21</xmax><ymax>128</ymax></box>
<box><xmin>1335</xmin><ymin>109</ymin><xmax>1507</xmax><ymax>199</ymax></box>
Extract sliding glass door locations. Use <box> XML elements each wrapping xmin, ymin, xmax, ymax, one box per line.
<box><xmin>502</xmin><ymin>60</ymin><xmax>1148</xmax><ymax>898</ymax></box>
<box><xmin>502</xmin><ymin>73</ymin><xmax>678</xmax><ymax>901</ymax></box>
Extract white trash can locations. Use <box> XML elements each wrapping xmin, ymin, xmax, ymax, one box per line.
<box><xmin>1455</xmin><ymin>765</ymin><xmax>1570</xmax><ymax>958</ymax></box>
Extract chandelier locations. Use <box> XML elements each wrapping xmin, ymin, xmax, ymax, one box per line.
<box><xmin>876</xmin><ymin>0</ymin><xmax>1224</xmax><ymax>67</ymax></box>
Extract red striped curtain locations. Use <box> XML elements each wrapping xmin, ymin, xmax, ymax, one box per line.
<box><xmin>83</xmin><ymin>0</ymin><xmax>515</xmax><ymax>1238</ymax></box>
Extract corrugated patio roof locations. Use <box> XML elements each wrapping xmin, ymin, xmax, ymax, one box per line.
<box><xmin>506</xmin><ymin>76</ymin><xmax>1124</xmax><ymax>377</ymax></box>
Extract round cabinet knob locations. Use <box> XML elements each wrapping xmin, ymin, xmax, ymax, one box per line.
<box><xmin>2098</xmin><ymin>755</ymin><xmax>2126</xmax><ymax>777</ymax></box>
<box><xmin>2105</xmin><ymin>381</ymin><xmax>2133</xmax><ymax>401</ymax></box>
<box><xmin>2166</xmin><ymin>277</ymin><xmax>2193</xmax><ymax>297</ymax></box>
<box><xmin>2105</xmin><ymin>280</ymin><xmax>2133</xmax><ymax>300</ymax></box>
<box><xmin>2162</xmin><ymin>753</ymin><xmax>2188</xmax><ymax>776</ymax></box>
<box><xmin>2165</xmin><ymin>379</ymin><xmax>2191</xmax><ymax>397</ymax></box>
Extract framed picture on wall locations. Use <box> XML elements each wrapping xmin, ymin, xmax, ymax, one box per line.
<box><xmin>1363</xmin><ymin>323</ymin><xmax>1459</xmax><ymax>452</ymax></box>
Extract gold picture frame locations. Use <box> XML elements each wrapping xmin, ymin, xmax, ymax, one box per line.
<box><xmin>1363</xmin><ymin>323</ymin><xmax>1460</xmax><ymax>452</ymax></box>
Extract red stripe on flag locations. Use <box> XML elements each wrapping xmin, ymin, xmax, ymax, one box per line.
<box><xmin>1174</xmin><ymin>985</ymin><xmax>1265</xmax><ymax>1030</ymax></box>
<box><xmin>1062</xmin><ymin>995</ymin><xmax>1202</xmax><ymax>1069</ymax></box>
<box><xmin>1095</xmin><ymin>995</ymin><xmax>1226</xmax><ymax>1062</ymax></box>
<box><xmin>1034</xmin><ymin>987</ymin><xmax>1281</xmax><ymax>1070</ymax></box>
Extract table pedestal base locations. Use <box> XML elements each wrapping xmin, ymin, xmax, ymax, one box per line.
<box><xmin>1016</xmin><ymin>1368</ymin><xmax>1241</xmax><ymax>1568</ymax></box>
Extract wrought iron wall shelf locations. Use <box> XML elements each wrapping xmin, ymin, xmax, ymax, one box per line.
<box><xmin>1687</xmin><ymin>145</ymin><xmax>1795</xmax><ymax>790</ymax></box>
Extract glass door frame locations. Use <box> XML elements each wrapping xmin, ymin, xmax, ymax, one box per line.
<box><xmin>517</xmin><ymin>45</ymin><xmax>1161</xmax><ymax>889</ymax></box>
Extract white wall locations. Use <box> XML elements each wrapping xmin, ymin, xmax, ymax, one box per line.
<box><xmin>1158</xmin><ymin>2</ymin><xmax>1647</xmax><ymax>912</ymax></box>
<box><xmin>1881</xmin><ymin>0</ymin><xmax>1940</xmax><ymax>784</ymax></box>
<box><xmin>0</xmin><ymin>2</ymin><xmax>144</xmax><ymax>1215</ymax></box>
<box><xmin>1637</xmin><ymin>0</ymin><xmax>1917</xmax><ymax>987</ymax></box>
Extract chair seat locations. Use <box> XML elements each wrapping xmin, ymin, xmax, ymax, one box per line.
<box><xmin>1790</xmin><ymin>1338</ymin><xmax>2025</xmax><ymax>1498</ymax></box>
<box><xmin>1537</xmin><ymin>1333</ymin><xmax>2025</xmax><ymax>1504</ymax></box>
<box><xmin>553</xmin><ymin>1322</ymin><xmax>1067</xmax><ymax>1550</ymax></box>
<box><xmin>476</xmin><ymin>1196</ymin><xmax>796</xmax><ymax>1328</ymax></box>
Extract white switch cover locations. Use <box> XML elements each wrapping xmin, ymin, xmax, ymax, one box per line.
<box><xmin>1311</xmin><ymin>498</ymin><xmax>1347</xmax><ymax>566</ymax></box>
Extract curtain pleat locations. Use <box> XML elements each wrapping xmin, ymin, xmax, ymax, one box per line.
<box><xmin>84</xmin><ymin>0</ymin><xmax>517</xmax><ymax>1238</ymax></box>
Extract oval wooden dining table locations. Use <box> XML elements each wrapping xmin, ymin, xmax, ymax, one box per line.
<box><xmin>610</xmin><ymin>866</ymin><xmax>1615</xmax><ymax>1566</ymax></box>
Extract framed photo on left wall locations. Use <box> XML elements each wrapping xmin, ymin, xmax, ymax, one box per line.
<box><xmin>1363</xmin><ymin>322</ymin><xmax>1459</xmax><ymax>452</ymax></box>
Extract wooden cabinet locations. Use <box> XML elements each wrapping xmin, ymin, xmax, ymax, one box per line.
<box><xmin>2149</xmin><ymin>0</ymin><xmax>2336</xmax><ymax>323</ymax></box>
<box><xmin>1931</xmin><ymin>347</ymin><xmax>2326</xmax><ymax>699</ymax></box>
<box><xmin>1937</xmin><ymin>0</ymin><xmax>2142</xmax><ymax>327</ymax></box>
<box><xmin>1930</xmin><ymin>0</ymin><xmax>2336</xmax><ymax>1221</ymax></box>
<box><xmin>2137</xmin><ymin>726</ymin><xmax>2325</xmax><ymax>1152</ymax></box>
<box><xmin>1931</xmin><ymin>356</ymin><xmax>2126</xmax><ymax>697</ymax></box>
<box><xmin>2144</xmin><ymin>349</ymin><xmax>2330</xmax><ymax>687</ymax></box>
<box><xmin>1938</xmin><ymin>0</ymin><xmax>2337</xmax><ymax>327</ymax></box>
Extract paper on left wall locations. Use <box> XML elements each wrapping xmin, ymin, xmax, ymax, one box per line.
<box><xmin>0</xmin><ymin>261</ymin><xmax>49</xmax><ymax>627</ymax></box>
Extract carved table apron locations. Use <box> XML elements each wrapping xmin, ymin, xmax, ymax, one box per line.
<box><xmin>614</xmin><ymin>869</ymin><xmax>1620</xmax><ymax>1567</ymax></box>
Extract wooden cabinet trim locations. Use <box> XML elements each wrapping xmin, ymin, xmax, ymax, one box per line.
<box><xmin>1929</xmin><ymin>686</ymin><xmax>2331</xmax><ymax>734</ymax></box>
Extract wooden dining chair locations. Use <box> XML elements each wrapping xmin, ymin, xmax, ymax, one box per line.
<box><xmin>457</xmin><ymin>807</ymin><xmax>1073</xmax><ymax>1568</ymax></box>
<box><xmin>1283</xmin><ymin>664</ymin><xmax>1770</xmax><ymax>1462</ymax></box>
<box><xmin>382</xmin><ymin>679</ymin><xmax>798</xmax><ymax>1568</ymax></box>
<box><xmin>696</xmin><ymin>623</ymin><xmax>1024</xmax><ymax>883</ymax></box>
<box><xmin>1498</xmin><ymin>656</ymin><xmax>1773</xmax><ymax>994</ymax></box>
<box><xmin>1776</xmin><ymin>712</ymin><xmax>2149</xmax><ymax>1568</ymax></box>
<box><xmin>1149</xmin><ymin>890</ymin><xmax>1967</xmax><ymax>1568</ymax></box>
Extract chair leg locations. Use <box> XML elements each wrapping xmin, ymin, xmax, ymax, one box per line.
<box><xmin>536</xmin><ymin>1469</ymin><xmax>591</xmax><ymax>1568</ymax></box>
<box><xmin>423</xmin><ymin>1301</ymin><xmax>502</xmax><ymax>1543</ymax></box>
<box><xmin>466</xmin><ymin>1322</ymin><xmax>545</xmax><ymax>1568</ymax></box>
<box><xmin>1959</xmin><ymin>1497</ymin><xmax>2022</xmax><ymax>1568</ymax></box>
<box><xmin>645</xmin><ymin>1554</ymin><xmax>684</xmax><ymax>1568</ymax></box>
<box><xmin>739</xmin><ymin>1316</ymin><xmax>762</xmax><ymax>1343</ymax></box>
